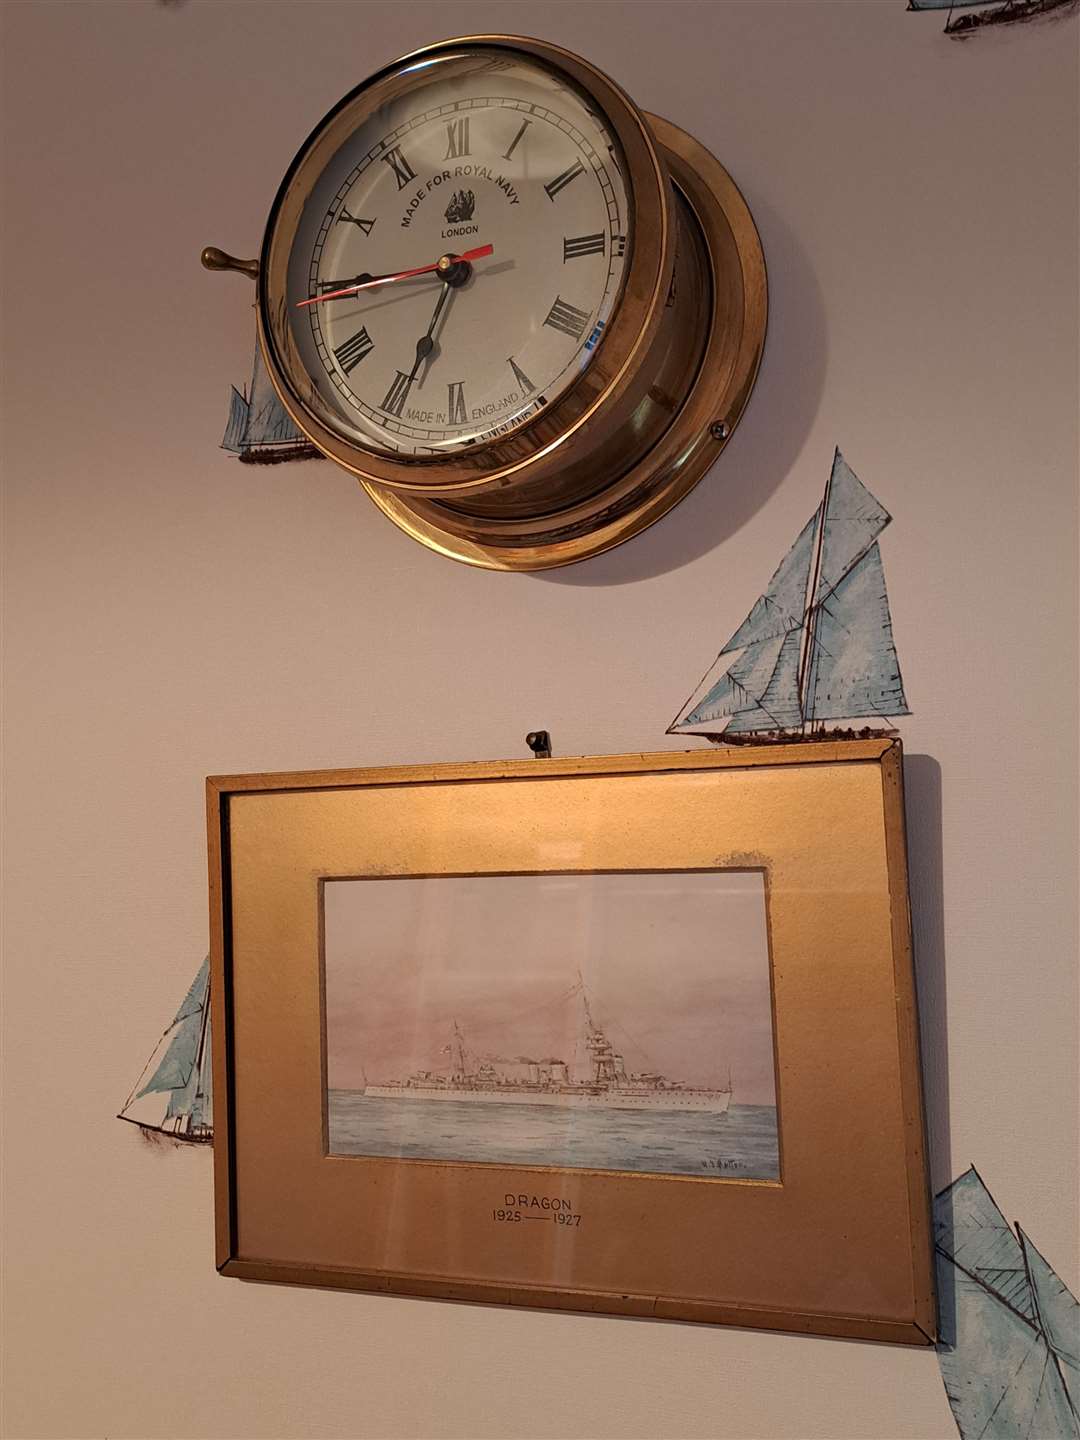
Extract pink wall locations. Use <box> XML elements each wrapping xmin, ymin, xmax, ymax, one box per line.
<box><xmin>2</xmin><ymin>3</ymin><xmax>1076</xmax><ymax>1438</ymax></box>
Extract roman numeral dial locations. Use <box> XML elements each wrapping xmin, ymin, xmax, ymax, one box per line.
<box><xmin>544</xmin><ymin>296</ymin><xmax>592</xmax><ymax>341</ymax></box>
<box><xmin>508</xmin><ymin>356</ymin><xmax>535</xmax><ymax>395</ymax></box>
<box><xmin>299</xmin><ymin>74</ymin><xmax>631</xmax><ymax>458</ymax></box>
<box><xmin>381</xmin><ymin>145</ymin><xmax>416</xmax><ymax>190</ymax></box>
<box><xmin>443</xmin><ymin>118</ymin><xmax>470</xmax><ymax>159</ymax></box>
<box><xmin>563</xmin><ymin>233</ymin><xmax>606</xmax><ymax>261</ymax></box>
<box><xmin>336</xmin><ymin>209</ymin><xmax>376</xmax><ymax>236</ymax></box>
<box><xmin>381</xmin><ymin>371</ymin><xmax>413</xmax><ymax>418</ymax></box>
<box><xmin>544</xmin><ymin>159</ymin><xmax>586</xmax><ymax>201</ymax></box>
<box><xmin>333</xmin><ymin>327</ymin><xmax>374</xmax><ymax>374</ymax></box>
<box><xmin>447</xmin><ymin>381</ymin><xmax>467</xmax><ymax>424</ymax></box>
<box><xmin>502</xmin><ymin>118</ymin><xmax>531</xmax><ymax>161</ymax></box>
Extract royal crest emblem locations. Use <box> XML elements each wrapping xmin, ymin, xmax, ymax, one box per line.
<box><xmin>444</xmin><ymin>189</ymin><xmax>476</xmax><ymax>224</ymax></box>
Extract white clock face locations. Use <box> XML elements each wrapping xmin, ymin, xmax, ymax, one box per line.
<box><xmin>284</xmin><ymin>49</ymin><xmax>631</xmax><ymax>458</ymax></box>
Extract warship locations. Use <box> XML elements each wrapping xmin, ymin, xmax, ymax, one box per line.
<box><xmin>363</xmin><ymin>984</ymin><xmax>733</xmax><ymax>1115</ymax></box>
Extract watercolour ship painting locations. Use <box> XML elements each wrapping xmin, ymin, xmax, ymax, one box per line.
<box><xmin>669</xmin><ymin>449</ymin><xmax>909</xmax><ymax>744</ymax></box>
<box><xmin>908</xmin><ymin>0</ymin><xmax>1078</xmax><ymax>37</ymax></box>
<box><xmin>222</xmin><ymin>339</ymin><xmax>320</xmax><ymax>464</ymax></box>
<box><xmin>325</xmin><ymin>871</ymin><xmax>779</xmax><ymax>1181</ymax></box>
<box><xmin>118</xmin><ymin>957</ymin><xmax>213</xmax><ymax>1144</ymax></box>
<box><xmin>363</xmin><ymin>986</ymin><xmax>734</xmax><ymax>1114</ymax></box>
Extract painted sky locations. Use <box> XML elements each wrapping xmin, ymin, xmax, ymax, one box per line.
<box><xmin>324</xmin><ymin>870</ymin><xmax>778</xmax><ymax>1106</ymax></box>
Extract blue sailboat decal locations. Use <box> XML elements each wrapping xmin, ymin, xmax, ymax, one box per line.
<box><xmin>934</xmin><ymin>1168</ymin><xmax>1080</xmax><ymax>1439</ymax></box>
<box><xmin>221</xmin><ymin>385</ymin><xmax>249</xmax><ymax>454</ymax></box>
<box><xmin>669</xmin><ymin>450</ymin><xmax>910</xmax><ymax>742</ymax></box>
<box><xmin>222</xmin><ymin>340</ymin><xmax>321</xmax><ymax>465</ymax></box>
<box><xmin>118</xmin><ymin>958</ymin><xmax>213</xmax><ymax>1143</ymax></box>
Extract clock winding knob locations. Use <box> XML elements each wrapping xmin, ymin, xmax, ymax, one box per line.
<box><xmin>201</xmin><ymin>246</ymin><xmax>259</xmax><ymax>281</ymax></box>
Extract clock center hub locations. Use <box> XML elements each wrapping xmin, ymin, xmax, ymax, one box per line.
<box><xmin>437</xmin><ymin>253</ymin><xmax>472</xmax><ymax>288</ymax></box>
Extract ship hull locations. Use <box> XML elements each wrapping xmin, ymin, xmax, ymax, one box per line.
<box><xmin>946</xmin><ymin>0</ymin><xmax>1077</xmax><ymax>33</ymax></box>
<box><xmin>363</xmin><ymin>1085</ymin><xmax>732</xmax><ymax>1114</ymax></box>
<box><xmin>238</xmin><ymin>441</ymin><xmax>322</xmax><ymax>465</ymax></box>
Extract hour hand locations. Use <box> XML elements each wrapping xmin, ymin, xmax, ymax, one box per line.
<box><xmin>412</xmin><ymin>334</ymin><xmax>435</xmax><ymax>372</ymax></box>
<box><xmin>409</xmin><ymin>285</ymin><xmax>452</xmax><ymax>381</ymax></box>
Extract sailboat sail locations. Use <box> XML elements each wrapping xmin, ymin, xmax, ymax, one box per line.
<box><xmin>934</xmin><ymin>1168</ymin><xmax>1080</xmax><ymax>1440</ymax></box>
<box><xmin>220</xmin><ymin>339</ymin><xmax>320</xmax><ymax>463</ymax></box>
<box><xmin>683</xmin><ymin>631</ymin><xmax>787</xmax><ymax>728</ymax></box>
<box><xmin>670</xmin><ymin>449</ymin><xmax>909</xmax><ymax>738</ymax></box>
<box><xmin>723</xmin><ymin>516</ymin><xmax>818</xmax><ymax>653</ymax></box>
<box><xmin>724</xmin><ymin>629</ymin><xmax>803</xmax><ymax>734</ymax></box>
<box><xmin>118</xmin><ymin>958</ymin><xmax>213</xmax><ymax>1142</ymax></box>
<box><xmin>803</xmin><ymin>544</ymin><xmax>911</xmax><ymax>723</ymax></box>
<box><xmin>1019</xmin><ymin>1228</ymin><xmax>1080</xmax><ymax>1415</ymax></box>
<box><xmin>243</xmin><ymin>342</ymin><xmax>306</xmax><ymax>449</ymax></box>
<box><xmin>812</xmin><ymin>452</ymin><xmax>890</xmax><ymax>608</ymax></box>
<box><xmin>221</xmin><ymin>386</ymin><xmax>250</xmax><ymax>453</ymax></box>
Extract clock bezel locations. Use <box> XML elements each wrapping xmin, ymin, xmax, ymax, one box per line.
<box><xmin>258</xmin><ymin>34</ymin><xmax>675</xmax><ymax>499</ymax></box>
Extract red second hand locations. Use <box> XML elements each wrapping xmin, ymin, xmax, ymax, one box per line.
<box><xmin>297</xmin><ymin>244</ymin><xmax>494</xmax><ymax>307</ymax></box>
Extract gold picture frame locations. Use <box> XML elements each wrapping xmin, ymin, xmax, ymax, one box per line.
<box><xmin>207</xmin><ymin>739</ymin><xmax>935</xmax><ymax>1344</ymax></box>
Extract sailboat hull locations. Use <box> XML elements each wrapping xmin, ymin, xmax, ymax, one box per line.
<box><xmin>946</xmin><ymin>0</ymin><xmax>1076</xmax><ymax>31</ymax></box>
<box><xmin>363</xmin><ymin>1084</ymin><xmax>732</xmax><ymax>1113</ymax></box>
<box><xmin>116</xmin><ymin>1112</ymin><xmax>213</xmax><ymax>1144</ymax></box>
<box><xmin>713</xmin><ymin>725</ymin><xmax>899</xmax><ymax>747</ymax></box>
<box><xmin>238</xmin><ymin>442</ymin><xmax>321</xmax><ymax>465</ymax></box>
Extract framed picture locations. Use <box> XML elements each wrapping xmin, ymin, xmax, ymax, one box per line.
<box><xmin>207</xmin><ymin>740</ymin><xmax>935</xmax><ymax>1343</ymax></box>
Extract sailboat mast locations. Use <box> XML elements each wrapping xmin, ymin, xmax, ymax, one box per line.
<box><xmin>185</xmin><ymin>988</ymin><xmax>211</xmax><ymax>1137</ymax></box>
<box><xmin>797</xmin><ymin>464</ymin><xmax>833</xmax><ymax>727</ymax></box>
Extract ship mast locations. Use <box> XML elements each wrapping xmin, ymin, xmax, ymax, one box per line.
<box><xmin>576</xmin><ymin>978</ymin><xmax>624</xmax><ymax>1087</ymax></box>
<box><xmin>797</xmin><ymin>462</ymin><xmax>833</xmax><ymax>731</ymax></box>
<box><xmin>450</xmin><ymin>1019</ymin><xmax>468</xmax><ymax>1080</ymax></box>
<box><xmin>186</xmin><ymin>986</ymin><xmax>212</xmax><ymax>1138</ymax></box>
<box><xmin>580</xmin><ymin>984</ymin><xmax>596</xmax><ymax>1033</ymax></box>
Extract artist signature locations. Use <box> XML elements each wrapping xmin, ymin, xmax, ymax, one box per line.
<box><xmin>701</xmin><ymin>1157</ymin><xmax>748</xmax><ymax>1172</ymax></box>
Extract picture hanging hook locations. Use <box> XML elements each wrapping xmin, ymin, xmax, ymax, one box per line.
<box><xmin>525</xmin><ymin>730</ymin><xmax>552</xmax><ymax>759</ymax></box>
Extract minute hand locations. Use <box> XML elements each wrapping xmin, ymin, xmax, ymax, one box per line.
<box><xmin>297</xmin><ymin>243</ymin><xmax>493</xmax><ymax>307</ymax></box>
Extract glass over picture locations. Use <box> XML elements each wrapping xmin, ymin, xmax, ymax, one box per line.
<box><xmin>323</xmin><ymin>870</ymin><xmax>780</xmax><ymax>1181</ymax></box>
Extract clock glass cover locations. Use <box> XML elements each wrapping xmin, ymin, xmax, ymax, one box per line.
<box><xmin>284</xmin><ymin>48</ymin><xmax>632</xmax><ymax>458</ymax></box>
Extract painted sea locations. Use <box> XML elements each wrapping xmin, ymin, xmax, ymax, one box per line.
<box><xmin>327</xmin><ymin>1092</ymin><xmax>780</xmax><ymax>1180</ymax></box>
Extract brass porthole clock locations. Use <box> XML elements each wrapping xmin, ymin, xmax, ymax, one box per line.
<box><xmin>203</xmin><ymin>35</ymin><xmax>767</xmax><ymax>571</ymax></box>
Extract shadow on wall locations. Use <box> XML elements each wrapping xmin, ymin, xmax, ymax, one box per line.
<box><xmin>905</xmin><ymin>754</ymin><xmax>951</xmax><ymax>1193</ymax></box>
<box><xmin>537</xmin><ymin>197</ymin><xmax>827</xmax><ymax>588</ymax></box>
